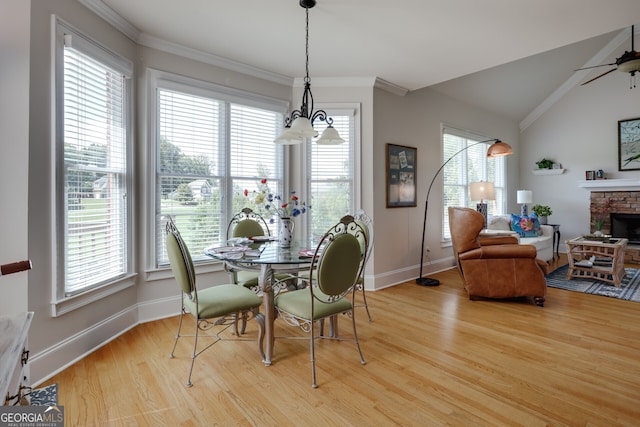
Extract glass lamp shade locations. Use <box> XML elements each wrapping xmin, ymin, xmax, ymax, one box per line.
<box><xmin>275</xmin><ymin>127</ymin><xmax>303</xmax><ymax>145</ymax></box>
<box><xmin>470</xmin><ymin>181</ymin><xmax>495</xmax><ymax>201</ymax></box>
<box><xmin>316</xmin><ymin>126</ymin><xmax>345</xmax><ymax>145</ymax></box>
<box><xmin>274</xmin><ymin>117</ymin><xmax>319</xmax><ymax>144</ymax></box>
<box><xmin>516</xmin><ymin>190</ymin><xmax>533</xmax><ymax>204</ymax></box>
<box><xmin>486</xmin><ymin>140</ymin><xmax>513</xmax><ymax>158</ymax></box>
<box><xmin>290</xmin><ymin>117</ymin><xmax>318</xmax><ymax>138</ymax></box>
<box><xmin>618</xmin><ymin>58</ymin><xmax>640</xmax><ymax>73</ymax></box>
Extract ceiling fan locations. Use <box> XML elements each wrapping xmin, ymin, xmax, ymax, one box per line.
<box><xmin>577</xmin><ymin>25</ymin><xmax>640</xmax><ymax>87</ymax></box>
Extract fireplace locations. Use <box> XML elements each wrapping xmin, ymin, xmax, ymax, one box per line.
<box><xmin>610</xmin><ymin>213</ymin><xmax>640</xmax><ymax>244</ymax></box>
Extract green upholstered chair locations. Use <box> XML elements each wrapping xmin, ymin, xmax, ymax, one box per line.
<box><xmin>274</xmin><ymin>215</ymin><xmax>368</xmax><ymax>388</ymax></box>
<box><xmin>353</xmin><ymin>209</ymin><xmax>374</xmax><ymax>321</ymax></box>
<box><xmin>225</xmin><ymin>208</ymin><xmax>271</xmax><ymax>290</ymax></box>
<box><xmin>166</xmin><ymin>218</ymin><xmax>265</xmax><ymax>387</ymax></box>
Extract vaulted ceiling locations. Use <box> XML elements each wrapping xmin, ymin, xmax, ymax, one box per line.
<box><xmin>84</xmin><ymin>0</ymin><xmax>640</xmax><ymax>124</ymax></box>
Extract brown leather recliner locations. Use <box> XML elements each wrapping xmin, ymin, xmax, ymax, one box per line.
<box><xmin>448</xmin><ymin>207</ymin><xmax>547</xmax><ymax>306</ymax></box>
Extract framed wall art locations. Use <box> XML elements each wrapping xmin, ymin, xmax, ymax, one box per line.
<box><xmin>618</xmin><ymin>117</ymin><xmax>640</xmax><ymax>171</ymax></box>
<box><xmin>386</xmin><ymin>143</ymin><xmax>417</xmax><ymax>208</ymax></box>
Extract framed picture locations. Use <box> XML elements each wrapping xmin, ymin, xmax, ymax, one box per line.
<box><xmin>386</xmin><ymin>143</ymin><xmax>417</xmax><ymax>208</ymax></box>
<box><xmin>618</xmin><ymin>117</ymin><xmax>640</xmax><ymax>171</ymax></box>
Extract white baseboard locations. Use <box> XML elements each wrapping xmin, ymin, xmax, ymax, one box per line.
<box><xmin>29</xmin><ymin>295</ymin><xmax>181</xmax><ymax>387</ymax></box>
<box><xmin>366</xmin><ymin>255</ymin><xmax>455</xmax><ymax>290</ymax></box>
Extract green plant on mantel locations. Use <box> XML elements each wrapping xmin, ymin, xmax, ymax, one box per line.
<box><xmin>535</xmin><ymin>158</ymin><xmax>554</xmax><ymax>169</ymax></box>
<box><xmin>532</xmin><ymin>204</ymin><xmax>552</xmax><ymax>217</ymax></box>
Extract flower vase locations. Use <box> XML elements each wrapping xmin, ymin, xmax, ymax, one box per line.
<box><xmin>278</xmin><ymin>217</ymin><xmax>295</xmax><ymax>248</ymax></box>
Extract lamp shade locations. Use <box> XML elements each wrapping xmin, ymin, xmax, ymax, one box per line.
<box><xmin>517</xmin><ymin>190</ymin><xmax>533</xmax><ymax>204</ymax></box>
<box><xmin>470</xmin><ymin>181</ymin><xmax>495</xmax><ymax>201</ymax></box>
<box><xmin>316</xmin><ymin>126</ymin><xmax>345</xmax><ymax>145</ymax></box>
<box><xmin>486</xmin><ymin>140</ymin><xmax>513</xmax><ymax>158</ymax></box>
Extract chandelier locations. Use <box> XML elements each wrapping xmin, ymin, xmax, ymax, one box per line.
<box><xmin>274</xmin><ymin>0</ymin><xmax>344</xmax><ymax>145</ymax></box>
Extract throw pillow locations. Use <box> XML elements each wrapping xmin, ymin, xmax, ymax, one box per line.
<box><xmin>510</xmin><ymin>213</ymin><xmax>541</xmax><ymax>237</ymax></box>
<box><xmin>487</xmin><ymin>215</ymin><xmax>511</xmax><ymax>231</ymax></box>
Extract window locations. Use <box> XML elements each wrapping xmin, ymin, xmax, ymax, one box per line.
<box><xmin>151</xmin><ymin>71</ymin><xmax>287</xmax><ymax>267</ymax></box>
<box><xmin>442</xmin><ymin>126</ymin><xmax>506</xmax><ymax>240</ymax></box>
<box><xmin>54</xmin><ymin>20</ymin><xmax>134</xmax><ymax>305</ymax></box>
<box><xmin>306</xmin><ymin>107</ymin><xmax>359</xmax><ymax>240</ymax></box>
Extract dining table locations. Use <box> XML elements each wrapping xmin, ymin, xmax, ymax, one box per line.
<box><xmin>204</xmin><ymin>237</ymin><xmax>316</xmax><ymax>366</ymax></box>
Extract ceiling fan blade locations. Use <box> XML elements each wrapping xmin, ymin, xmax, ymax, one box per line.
<box><xmin>580</xmin><ymin>68</ymin><xmax>617</xmax><ymax>86</ymax></box>
<box><xmin>574</xmin><ymin>62</ymin><xmax>617</xmax><ymax>71</ymax></box>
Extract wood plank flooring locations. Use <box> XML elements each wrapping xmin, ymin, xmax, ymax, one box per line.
<box><xmin>39</xmin><ymin>255</ymin><xmax>640</xmax><ymax>426</ymax></box>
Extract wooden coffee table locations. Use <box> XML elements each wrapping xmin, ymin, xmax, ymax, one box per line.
<box><xmin>565</xmin><ymin>237</ymin><xmax>628</xmax><ymax>287</ymax></box>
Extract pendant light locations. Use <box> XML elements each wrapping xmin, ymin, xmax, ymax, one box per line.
<box><xmin>274</xmin><ymin>0</ymin><xmax>344</xmax><ymax>145</ymax></box>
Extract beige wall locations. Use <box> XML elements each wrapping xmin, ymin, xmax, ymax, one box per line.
<box><xmin>372</xmin><ymin>86</ymin><xmax>520</xmax><ymax>287</ymax></box>
<box><xmin>0</xmin><ymin>0</ymin><xmax>30</xmax><ymax>314</ymax></box>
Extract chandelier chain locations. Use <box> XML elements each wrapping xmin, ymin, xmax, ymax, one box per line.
<box><xmin>304</xmin><ymin>6</ymin><xmax>310</xmax><ymax>84</ymax></box>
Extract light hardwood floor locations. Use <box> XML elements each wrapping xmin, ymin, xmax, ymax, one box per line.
<box><xmin>39</xmin><ymin>255</ymin><xmax>640</xmax><ymax>426</ymax></box>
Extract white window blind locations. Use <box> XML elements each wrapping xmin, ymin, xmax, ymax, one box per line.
<box><xmin>156</xmin><ymin>85</ymin><xmax>283</xmax><ymax>266</ymax></box>
<box><xmin>60</xmin><ymin>33</ymin><xmax>131</xmax><ymax>296</ymax></box>
<box><xmin>307</xmin><ymin>112</ymin><xmax>355</xmax><ymax>240</ymax></box>
<box><xmin>442</xmin><ymin>127</ymin><xmax>506</xmax><ymax>240</ymax></box>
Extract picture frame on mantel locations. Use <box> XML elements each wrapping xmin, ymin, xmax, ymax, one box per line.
<box><xmin>618</xmin><ymin>117</ymin><xmax>640</xmax><ymax>171</ymax></box>
<box><xmin>386</xmin><ymin>143</ymin><xmax>417</xmax><ymax>208</ymax></box>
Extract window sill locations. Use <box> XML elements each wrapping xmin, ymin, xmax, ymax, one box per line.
<box><xmin>144</xmin><ymin>260</ymin><xmax>225</xmax><ymax>283</ymax></box>
<box><xmin>51</xmin><ymin>273</ymin><xmax>137</xmax><ymax>317</ymax></box>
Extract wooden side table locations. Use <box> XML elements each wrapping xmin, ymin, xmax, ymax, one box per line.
<box><xmin>565</xmin><ymin>237</ymin><xmax>628</xmax><ymax>287</ymax></box>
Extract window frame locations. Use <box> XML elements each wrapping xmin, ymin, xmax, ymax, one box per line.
<box><xmin>146</xmin><ymin>69</ymin><xmax>289</xmax><ymax>272</ymax></box>
<box><xmin>302</xmin><ymin>104</ymin><xmax>361</xmax><ymax>241</ymax></box>
<box><xmin>441</xmin><ymin>125</ymin><xmax>507</xmax><ymax>242</ymax></box>
<box><xmin>52</xmin><ymin>17</ymin><xmax>135</xmax><ymax>316</ymax></box>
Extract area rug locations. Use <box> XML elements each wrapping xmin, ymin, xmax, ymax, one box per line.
<box><xmin>545</xmin><ymin>265</ymin><xmax>640</xmax><ymax>302</ymax></box>
<box><xmin>29</xmin><ymin>383</ymin><xmax>58</xmax><ymax>406</ymax></box>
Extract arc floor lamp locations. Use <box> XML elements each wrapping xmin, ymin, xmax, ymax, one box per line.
<box><xmin>416</xmin><ymin>139</ymin><xmax>513</xmax><ymax>286</ymax></box>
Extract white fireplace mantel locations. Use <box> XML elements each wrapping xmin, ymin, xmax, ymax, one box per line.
<box><xmin>578</xmin><ymin>179</ymin><xmax>640</xmax><ymax>192</ymax></box>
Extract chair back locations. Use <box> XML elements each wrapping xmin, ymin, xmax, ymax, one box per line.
<box><xmin>353</xmin><ymin>209</ymin><xmax>373</xmax><ymax>266</ymax></box>
<box><xmin>311</xmin><ymin>215</ymin><xmax>367</xmax><ymax>297</ymax></box>
<box><xmin>227</xmin><ymin>207</ymin><xmax>270</xmax><ymax>238</ymax></box>
<box><xmin>166</xmin><ymin>218</ymin><xmax>196</xmax><ymax>295</ymax></box>
<box><xmin>448</xmin><ymin>207</ymin><xmax>485</xmax><ymax>255</ymax></box>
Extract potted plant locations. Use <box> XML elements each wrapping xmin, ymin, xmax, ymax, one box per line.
<box><xmin>535</xmin><ymin>158</ymin><xmax>554</xmax><ymax>169</ymax></box>
<box><xmin>532</xmin><ymin>204</ymin><xmax>552</xmax><ymax>224</ymax></box>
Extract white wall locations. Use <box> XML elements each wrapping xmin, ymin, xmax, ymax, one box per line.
<box><xmin>0</xmin><ymin>0</ymin><xmax>30</xmax><ymax>314</ymax></box>
<box><xmin>520</xmin><ymin>56</ymin><xmax>640</xmax><ymax>251</ymax></box>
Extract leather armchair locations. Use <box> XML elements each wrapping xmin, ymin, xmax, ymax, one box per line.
<box><xmin>448</xmin><ymin>207</ymin><xmax>547</xmax><ymax>306</ymax></box>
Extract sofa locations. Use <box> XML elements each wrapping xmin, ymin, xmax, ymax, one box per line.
<box><xmin>485</xmin><ymin>214</ymin><xmax>554</xmax><ymax>262</ymax></box>
<box><xmin>449</xmin><ymin>207</ymin><xmax>547</xmax><ymax>306</ymax></box>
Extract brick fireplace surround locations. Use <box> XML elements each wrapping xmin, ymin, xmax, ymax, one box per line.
<box><xmin>586</xmin><ymin>180</ymin><xmax>640</xmax><ymax>264</ymax></box>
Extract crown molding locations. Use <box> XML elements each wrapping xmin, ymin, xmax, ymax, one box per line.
<box><xmin>79</xmin><ymin>0</ymin><xmax>140</xmax><ymax>41</ymax></box>
<box><xmin>138</xmin><ymin>33</ymin><xmax>293</xmax><ymax>86</ymax></box>
<box><xmin>79</xmin><ymin>0</ymin><xmax>409</xmax><ymax>94</ymax></box>
<box><xmin>520</xmin><ymin>27</ymin><xmax>633</xmax><ymax>132</ymax></box>
<box><xmin>374</xmin><ymin>78</ymin><xmax>409</xmax><ymax>96</ymax></box>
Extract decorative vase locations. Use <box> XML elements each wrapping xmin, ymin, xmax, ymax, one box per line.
<box><xmin>593</xmin><ymin>229</ymin><xmax>603</xmax><ymax>236</ymax></box>
<box><xmin>539</xmin><ymin>216</ymin><xmax>548</xmax><ymax>225</ymax></box>
<box><xmin>278</xmin><ymin>217</ymin><xmax>295</xmax><ymax>248</ymax></box>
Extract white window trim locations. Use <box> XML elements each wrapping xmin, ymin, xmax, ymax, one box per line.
<box><xmin>144</xmin><ymin>69</ymin><xmax>290</xmax><ymax>275</ymax></box>
<box><xmin>441</xmin><ymin>124</ymin><xmax>507</xmax><ymax>243</ymax></box>
<box><xmin>297</xmin><ymin>102</ymin><xmax>361</xmax><ymax>234</ymax></box>
<box><xmin>50</xmin><ymin>16</ymin><xmax>135</xmax><ymax>316</ymax></box>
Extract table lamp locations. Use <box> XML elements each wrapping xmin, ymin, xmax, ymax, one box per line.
<box><xmin>517</xmin><ymin>190</ymin><xmax>533</xmax><ymax>216</ymax></box>
<box><xmin>470</xmin><ymin>181</ymin><xmax>495</xmax><ymax>228</ymax></box>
